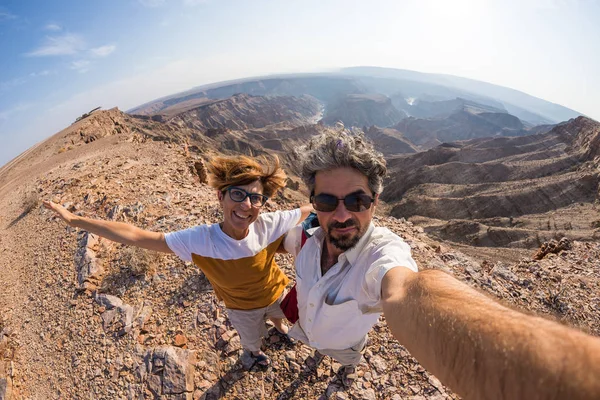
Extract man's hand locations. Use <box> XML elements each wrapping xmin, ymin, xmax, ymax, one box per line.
<box><xmin>43</xmin><ymin>200</ymin><xmax>76</xmax><ymax>225</ymax></box>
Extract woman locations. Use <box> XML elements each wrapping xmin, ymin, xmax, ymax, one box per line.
<box><xmin>44</xmin><ymin>154</ymin><xmax>312</xmax><ymax>366</ymax></box>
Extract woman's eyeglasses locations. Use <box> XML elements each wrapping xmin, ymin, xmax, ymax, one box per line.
<box><xmin>310</xmin><ymin>192</ymin><xmax>374</xmax><ymax>212</ymax></box>
<box><xmin>225</xmin><ymin>187</ymin><xmax>269</xmax><ymax>207</ymax></box>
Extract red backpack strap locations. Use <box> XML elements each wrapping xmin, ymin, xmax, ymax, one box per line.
<box><xmin>301</xmin><ymin>228</ymin><xmax>308</xmax><ymax>248</ymax></box>
<box><xmin>280</xmin><ymin>227</ymin><xmax>309</xmax><ymax>324</ymax></box>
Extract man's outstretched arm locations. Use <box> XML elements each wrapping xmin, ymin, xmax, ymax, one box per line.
<box><xmin>381</xmin><ymin>267</ymin><xmax>600</xmax><ymax>400</ymax></box>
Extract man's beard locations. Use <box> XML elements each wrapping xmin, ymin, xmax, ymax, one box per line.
<box><xmin>325</xmin><ymin>218</ymin><xmax>366</xmax><ymax>251</ymax></box>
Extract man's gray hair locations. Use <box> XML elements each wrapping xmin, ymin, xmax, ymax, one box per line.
<box><xmin>298</xmin><ymin>125</ymin><xmax>387</xmax><ymax>195</ymax></box>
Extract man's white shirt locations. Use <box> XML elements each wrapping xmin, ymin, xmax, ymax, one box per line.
<box><xmin>284</xmin><ymin>223</ymin><xmax>418</xmax><ymax>350</ymax></box>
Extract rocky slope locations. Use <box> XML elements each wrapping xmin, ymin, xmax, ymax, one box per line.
<box><xmin>383</xmin><ymin>116</ymin><xmax>600</xmax><ymax>248</ymax></box>
<box><xmin>0</xmin><ymin>104</ymin><xmax>598</xmax><ymax>399</ymax></box>
<box><xmin>364</xmin><ymin>127</ymin><xmax>419</xmax><ymax>156</ymax></box>
<box><xmin>155</xmin><ymin>94</ymin><xmax>322</xmax><ymax>132</ymax></box>
<box><xmin>392</xmin><ymin>109</ymin><xmax>527</xmax><ymax>150</ymax></box>
<box><xmin>322</xmin><ymin>94</ymin><xmax>407</xmax><ymax>128</ymax></box>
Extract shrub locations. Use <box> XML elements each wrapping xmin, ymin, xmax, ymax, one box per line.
<box><xmin>120</xmin><ymin>246</ymin><xmax>158</xmax><ymax>277</ymax></box>
<box><xmin>22</xmin><ymin>190</ymin><xmax>39</xmax><ymax>214</ymax></box>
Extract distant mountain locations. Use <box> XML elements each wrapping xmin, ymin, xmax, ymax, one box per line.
<box><xmin>342</xmin><ymin>66</ymin><xmax>582</xmax><ymax>124</ymax></box>
<box><xmin>392</xmin><ymin>108</ymin><xmax>527</xmax><ymax>149</ymax></box>
<box><xmin>322</xmin><ymin>93</ymin><xmax>407</xmax><ymax>127</ymax></box>
<box><xmin>363</xmin><ymin>126</ymin><xmax>418</xmax><ymax>156</ymax></box>
<box><xmin>129</xmin><ymin>75</ymin><xmax>363</xmax><ymax>115</ymax></box>
<box><xmin>129</xmin><ymin>67</ymin><xmax>584</xmax><ymax>128</ymax></box>
<box><xmin>395</xmin><ymin>97</ymin><xmax>508</xmax><ymax>119</ymax></box>
<box><xmin>137</xmin><ymin>93</ymin><xmax>322</xmax><ymax>131</ymax></box>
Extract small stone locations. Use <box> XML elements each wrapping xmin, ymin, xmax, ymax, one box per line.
<box><xmin>289</xmin><ymin>361</ymin><xmax>301</xmax><ymax>373</ymax></box>
<box><xmin>269</xmin><ymin>335</ymin><xmax>280</xmax><ymax>344</ymax></box>
<box><xmin>174</xmin><ymin>334</ymin><xmax>187</xmax><ymax>348</ymax></box>
<box><xmin>369</xmin><ymin>355</ymin><xmax>388</xmax><ymax>374</ymax></box>
<box><xmin>410</xmin><ymin>384</ymin><xmax>421</xmax><ymax>394</ymax></box>
<box><xmin>197</xmin><ymin>312</ymin><xmax>209</xmax><ymax>325</ymax></box>
<box><xmin>360</xmin><ymin>388</ymin><xmax>376</xmax><ymax>400</ymax></box>
<box><xmin>95</xmin><ymin>294</ymin><xmax>123</xmax><ymax>309</ymax></box>
<box><xmin>429</xmin><ymin>375</ymin><xmax>445</xmax><ymax>392</ymax></box>
<box><xmin>193</xmin><ymin>389</ymin><xmax>203</xmax><ymax>400</ymax></box>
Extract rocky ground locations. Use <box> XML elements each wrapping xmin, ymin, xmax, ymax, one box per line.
<box><xmin>0</xmin><ymin>117</ymin><xmax>599</xmax><ymax>399</ymax></box>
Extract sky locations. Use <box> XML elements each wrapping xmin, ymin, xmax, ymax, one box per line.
<box><xmin>0</xmin><ymin>0</ymin><xmax>599</xmax><ymax>166</ymax></box>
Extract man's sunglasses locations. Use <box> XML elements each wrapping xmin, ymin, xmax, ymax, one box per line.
<box><xmin>310</xmin><ymin>192</ymin><xmax>375</xmax><ymax>213</ymax></box>
<box><xmin>225</xmin><ymin>187</ymin><xmax>269</xmax><ymax>207</ymax></box>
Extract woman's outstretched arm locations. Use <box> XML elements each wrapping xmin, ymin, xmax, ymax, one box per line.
<box><xmin>43</xmin><ymin>200</ymin><xmax>173</xmax><ymax>253</ymax></box>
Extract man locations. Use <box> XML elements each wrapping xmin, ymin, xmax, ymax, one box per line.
<box><xmin>284</xmin><ymin>128</ymin><xmax>600</xmax><ymax>399</ymax></box>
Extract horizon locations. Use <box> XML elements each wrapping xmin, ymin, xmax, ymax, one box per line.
<box><xmin>1</xmin><ymin>0</ymin><xmax>599</xmax><ymax>167</ymax></box>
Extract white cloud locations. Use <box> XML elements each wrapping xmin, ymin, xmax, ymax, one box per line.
<box><xmin>26</xmin><ymin>34</ymin><xmax>85</xmax><ymax>57</ymax></box>
<box><xmin>0</xmin><ymin>77</ymin><xmax>28</xmax><ymax>91</ymax></box>
<box><xmin>0</xmin><ymin>11</ymin><xmax>17</xmax><ymax>21</ymax></box>
<box><xmin>183</xmin><ymin>0</ymin><xmax>207</xmax><ymax>5</ymax></box>
<box><xmin>44</xmin><ymin>23</ymin><xmax>62</xmax><ymax>31</ymax></box>
<box><xmin>0</xmin><ymin>103</ymin><xmax>33</xmax><ymax>121</ymax></box>
<box><xmin>29</xmin><ymin>70</ymin><xmax>52</xmax><ymax>77</ymax></box>
<box><xmin>90</xmin><ymin>45</ymin><xmax>116</xmax><ymax>57</ymax></box>
<box><xmin>138</xmin><ymin>0</ymin><xmax>167</xmax><ymax>7</ymax></box>
<box><xmin>70</xmin><ymin>60</ymin><xmax>91</xmax><ymax>73</ymax></box>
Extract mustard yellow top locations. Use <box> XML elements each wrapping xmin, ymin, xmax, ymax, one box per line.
<box><xmin>165</xmin><ymin>209</ymin><xmax>300</xmax><ymax>310</ymax></box>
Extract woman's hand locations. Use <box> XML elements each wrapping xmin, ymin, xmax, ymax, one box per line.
<box><xmin>43</xmin><ymin>200</ymin><xmax>76</xmax><ymax>226</ymax></box>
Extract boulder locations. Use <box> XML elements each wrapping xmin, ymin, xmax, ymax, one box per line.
<box><xmin>144</xmin><ymin>346</ymin><xmax>195</xmax><ymax>397</ymax></box>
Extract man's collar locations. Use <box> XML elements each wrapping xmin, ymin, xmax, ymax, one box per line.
<box><xmin>313</xmin><ymin>223</ymin><xmax>375</xmax><ymax>265</ymax></box>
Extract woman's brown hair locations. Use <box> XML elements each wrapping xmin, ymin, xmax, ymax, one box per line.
<box><xmin>206</xmin><ymin>155</ymin><xmax>287</xmax><ymax>198</ymax></box>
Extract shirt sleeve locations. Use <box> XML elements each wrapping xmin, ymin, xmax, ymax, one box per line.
<box><xmin>363</xmin><ymin>234</ymin><xmax>418</xmax><ymax>310</ymax></box>
<box><xmin>254</xmin><ymin>208</ymin><xmax>301</xmax><ymax>244</ymax></box>
<box><xmin>164</xmin><ymin>225</ymin><xmax>210</xmax><ymax>262</ymax></box>
<box><xmin>283</xmin><ymin>225</ymin><xmax>303</xmax><ymax>257</ymax></box>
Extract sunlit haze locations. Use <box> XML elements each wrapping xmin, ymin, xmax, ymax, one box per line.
<box><xmin>1</xmin><ymin>0</ymin><xmax>599</xmax><ymax>166</ymax></box>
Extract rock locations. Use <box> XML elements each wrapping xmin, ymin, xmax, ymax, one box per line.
<box><xmin>174</xmin><ymin>334</ymin><xmax>187</xmax><ymax>348</ymax></box>
<box><xmin>196</xmin><ymin>312</ymin><xmax>209</xmax><ymax>325</ymax></box>
<box><xmin>223</xmin><ymin>335</ymin><xmax>240</xmax><ymax>355</ymax></box>
<box><xmin>428</xmin><ymin>375</ymin><xmax>445</xmax><ymax>393</ymax></box>
<box><xmin>0</xmin><ymin>335</ymin><xmax>7</xmax><ymax>353</ymax></box>
<box><xmin>75</xmin><ymin>232</ymin><xmax>105</xmax><ymax>288</ymax></box>
<box><xmin>533</xmin><ymin>238</ymin><xmax>572</xmax><ymax>260</ymax></box>
<box><xmin>409</xmin><ymin>384</ymin><xmax>421</xmax><ymax>394</ymax></box>
<box><xmin>193</xmin><ymin>160</ymin><xmax>208</xmax><ymax>184</ymax></box>
<box><xmin>136</xmin><ymin>305</ymin><xmax>152</xmax><ymax>330</ymax></box>
<box><xmin>289</xmin><ymin>361</ymin><xmax>301</xmax><ymax>373</ymax></box>
<box><xmin>369</xmin><ymin>354</ymin><xmax>388</xmax><ymax>374</ymax></box>
<box><xmin>95</xmin><ymin>294</ymin><xmax>123</xmax><ymax>309</ymax></box>
<box><xmin>491</xmin><ymin>264</ymin><xmax>518</xmax><ymax>283</ymax></box>
<box><xmin>334</xmin><ymin>391</ymin><xmax>348</xmax><ymax>400</ymax></box>
<box><xmin>269</xmin><ymin>334</ymin><xmax>280</xmax><ymax>344</ymax></box>
<box><xmin>360</xmin><ymin>388</ymin><xmax>376</xmax><ymax>400</ymax></box>
<box><xmin>119</xmin><ymin>304</ymin><xmax>135</xmax><ymax>335</ymax></box>
<box><xmin>0</xmin><ymin>377</ymin><xmax>12</xmax><ymax>400</ymax></box>
<box><xmin>145</xmin><ymin>346</ymin><xmax>195</xmax><ymax>396</ymax></box>
<box><xmin>102</xmin><ymin>309</ymin><xmax>118</xmax><ymax>331</ymax></box>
